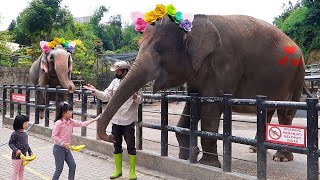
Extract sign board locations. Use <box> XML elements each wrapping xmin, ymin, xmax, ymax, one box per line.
<box><xmin>266</xmin><ymin>123</ymin><xmax>306</xmax><ymax>147</ymax></box>
<box><xmin>11</xmin><ymin>93</ymin><xmax>26</xmax><ymax>103</ymax></box>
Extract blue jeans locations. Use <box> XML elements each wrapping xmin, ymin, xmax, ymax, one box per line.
<box><xmin>52</xmin><ymin>144</ymin><xmax>76</xmax><ymax>180</ymax></box>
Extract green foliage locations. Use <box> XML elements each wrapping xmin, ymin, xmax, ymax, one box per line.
<box><xmin>274</xmin><ymin>0</ymin><xmax>320</xmax><ymax>62</ymax></box>
<box><xmin>89</xmin><ymin>6</ymin><xmax>108</xmax><ymax>26</ymax></box>
<box><xmin>11</xmin><ymin>0</ymin><xmax>74</xmax><ymax>45</ymax></box>
<box><xmin>118</xmin><ymin>25</ymin><xmax>140</xmax><ymax>51</ymax></box>
<box><xmin>2</xmin><ymin>1</ymin><xmax>142</xmax><ymax>85</ymax></box>
<box><xmin>0</xmin><ymin>30</ymin><xmax>13</xmax><ymax>53</ymax></box>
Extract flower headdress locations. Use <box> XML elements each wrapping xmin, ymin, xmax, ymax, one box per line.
<box><xmin>132</xmin><ymin>4</ymin><xmax>194</xmax><ymax>33</ymax></box>
<box><xmin>40</xmin><ymin>38</ymin><xmax>78</xmax><ymax>54</ymax></box>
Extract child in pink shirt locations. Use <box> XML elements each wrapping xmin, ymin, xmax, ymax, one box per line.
<box><xmin>52</xmin><ymin>101</ymin><xmax>98</xmax><ymax>180</ymax></box>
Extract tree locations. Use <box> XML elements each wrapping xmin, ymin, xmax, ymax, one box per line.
<box><xmin>89</xmin><ymin>6</ymin><xmax>108</xmax><ymax>26</ymax></box>
<box><xmin>274</xmin><ymin>0</ymin><xmax>320</xmax><ymax>62</ymax></box>
<box><xmin>116</xmin><ymin>24</ymin><xmax>140</xmax><ymax>53</ymax></box>
<box><xmin>0</xmin><ymin>30</ymin><xmax>15</xmax><ymax>66</ymax></box>
<box><xmin>8</xmin><ymin>20</ymin><xmax>16</xmax><ymax>32</ymax></box>
<box><xmin>11</xmin><ymin>0</ymin><xmax>74</xmax><ymax>45</ymax></box>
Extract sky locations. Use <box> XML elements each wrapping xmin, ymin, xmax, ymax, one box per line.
<box><xmin>0</xmin><ymin>0</ymin><xmax>299</xmax><ymax>31</ymax></box>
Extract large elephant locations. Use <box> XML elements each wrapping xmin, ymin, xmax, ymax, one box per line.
<box><xmin>97</xmin><ymin>15</ymin><xmax>309</xmax><ymax>167</ymax></box>
<box><xmin>29</xmin><ymin>44</ymin><xmax>76</xmax><ymax>116</ymax></box>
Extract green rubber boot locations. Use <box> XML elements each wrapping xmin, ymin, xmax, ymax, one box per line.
<box><xmin>110</xmin><ymin>153</ymin><xmax>122</xmax><ymax>179</ymax></box>
<box><xmin>129</xmin><ymin>155</ymin><xmax>137</xmax><ymax>180</ymax></box>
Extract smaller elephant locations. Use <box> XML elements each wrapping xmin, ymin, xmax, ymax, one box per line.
<box><xmin>29</xmin><ymin>40</ymin><xmax>76</xmax><ymax>118</ymax></box>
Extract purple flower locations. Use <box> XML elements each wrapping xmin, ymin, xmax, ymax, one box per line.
<box><xmin>179</xmin><ymin>19</ymin><xmax>193</xmax><ymax>32</ymax></box>
<box><xmin>67</xmin><ymin>46</ymin><xmax>75</xmax><ymax>53</ymax></box>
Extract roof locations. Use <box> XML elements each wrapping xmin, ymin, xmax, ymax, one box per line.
<box><xmin>98</xmin><ymin>52</ymin><xmax>137</xmax><ymax>63</ymax></box>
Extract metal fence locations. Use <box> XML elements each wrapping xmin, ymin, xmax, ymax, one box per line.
<box><xmin>1</xmin><ymin>84</ymin><xmax>320</xmax><ymax>180</ymax></box>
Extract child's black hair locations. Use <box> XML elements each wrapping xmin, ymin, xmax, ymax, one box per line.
<box><xmin>13</xmin><ymin>114</ymin><xmax>29</xmax><ymax>131</ymax></box>
<box><xmin>55</xmin><ymin>101</ymin><xmax>73</xmax><ymax>122</ymax></box>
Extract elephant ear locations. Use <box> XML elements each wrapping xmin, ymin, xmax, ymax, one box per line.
<box><xmin>40</xmin><ymin>54</ymin><xmax>49</xmax><ymax>73</ymax></box>
<box><xmin>186</xmin><ymin>15</ymin><xmax>222</xmax><ymax>71</ymax></box>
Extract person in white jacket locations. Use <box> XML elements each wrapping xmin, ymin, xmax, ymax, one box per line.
<box><xmin>83</xmin><ymin>61</ymin><xmax>143</xmax><ymax>180</ymax></box>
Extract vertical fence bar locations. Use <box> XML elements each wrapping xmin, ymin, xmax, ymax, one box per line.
<box><xmin>17</xmin><ymin>84</ymin><xmax>22</xmax><ymax>114</ymax></box>
<box><xmin>10</xmin><ymin>84</ymin><xmax>14</xmax><ymax>118</ymax></box>
<box><xmin>161</xmin><ymin>93</ymin><xmax>168</xmax><ymax>156</ymax></box>
<box><xmin>223</xmin><ymin>94</ymin><xmax>232</xmax><ymax>172</ymax></box>
<box><xmin>2</xmin><ymin>85</ymin><xmax>7</xmax><ymax>120</ymax></box>
<box><xmin>136</xmin><ymin>103</ymin><xmax>143</xmax><ymax>150</ymax></box>
<box><xmin>44</xmin><ymin>85</ymin><xmax>50</xmax><ymax>127</ymax></box>
<box><xmin>256</xmin><ymin>95</ymin><xmax>267</xmax><ymax>180</ymax></box>
<box><xmin>68</xmin><ymin>92</ymin><xmax>74</xmax><ymax>107</ymax></box>
<box><xmin>81</xmin><ymin>89</ymin><xmax>87</xmax><ymax>137</ymax></box>
<box><xmin>189</xmin><ymin>93</ymin><xmax>198</xmax><ymax>163</ymax></box>
<box><xmin>34</xmin><ymin>85</ymin><xmax>40</xmax><ymax>124</ymax></box>
<box><xmin>55</xmin><ymin>86</ymin><xmax>61</xmax><ymax>120</ymax></box>
<box><xmin>26</xmin><ymin>85</ymin><xmax>30</xmax><ymax>117</ymax></box>
<box><xmin>306</xmin><ymin>98</ymin><xmax>319</xmax><ymax>180</ymax></box>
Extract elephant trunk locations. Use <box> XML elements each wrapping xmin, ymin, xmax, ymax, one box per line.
<box><xmin>55</xmin><ymin>54</ymin><xmax>76</xmax><ymax>93</ymax></box>
<box><xmin>97</xmin><ymin>61</ymin><xmax>150</xmax><ymax>141</ymax></box>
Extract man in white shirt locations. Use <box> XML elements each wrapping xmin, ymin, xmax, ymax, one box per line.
<box><xmin>83</xmin><ymin>61</ymin><xmax>142</xmax><ymax>180</ymax></box>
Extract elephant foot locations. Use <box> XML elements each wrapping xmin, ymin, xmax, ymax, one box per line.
<box><xmin>249</xmin><ymin>145</ymin><xmax>257</xmax><ymax>153</ymax></box>
<box><xmin>198</xmin><ymin>156</ymin><xmax>221</xmax><ymax>168</ymax></box>
<box><xmin>178</xmin><ymin>146</ymin><xmax>199</xmax><ymax>160</ymax></box>
<box><xmin>273</xmin><ymin>150</ymin><xmax>293</xmax><ymax>162</ymax></box>
<box><xmin>39</xmin><ymin>111</ymin><xmax>44</xmax><ymax>119</ymax></box>
<box><xmin>178</xmin><ymin>149</ymin><xmax>189</xmax><ymax>160</ymax></box>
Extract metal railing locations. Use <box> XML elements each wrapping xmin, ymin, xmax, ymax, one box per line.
<box><xmin>1</xmin><ymin>84</ymin><xmax>320</xmax><ymax>179</ymax></box>
<box><xmin>136</xmin><ymin>93</ymin><xmax>320</xmax><ymax>180</ymax></box>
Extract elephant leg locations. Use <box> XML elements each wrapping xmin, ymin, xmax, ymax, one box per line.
<box><xmin>272</xmin><ymin>108</ymin><xmax>295</xmax><ymax>162</ymax></box>
<box><xmin>37</xmin><ymin>91</ymin><xmax>45</xmax><ymax>119</ymax></box>
<box><xmin>249</xmin><ymin>109</ymin><xmax>275</xmax><ymax>153</ymax></box>
<box><xmin>176</xmin><ymin>102</ymin><xmax>200</xmax><ymax>160</ymax></box>
<box><xmin>198</xmin><ymin>104</ymin><xmax>222</xmax><ymax>167</ymax></box>
<box><xmin>37</xmin><ymin>74</ymin><xmax>47</xmax><ymax>119</ymax></box>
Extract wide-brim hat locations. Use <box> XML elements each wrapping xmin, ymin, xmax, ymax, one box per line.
<box><xmin>110</xmin><ymin>61</ymin><xmax>131</xmax><ymax>71</ymax></box>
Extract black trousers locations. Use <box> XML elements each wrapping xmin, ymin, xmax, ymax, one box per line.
<box><xmin>112</xmin><ymin>122</ymin><xmax>136</xmax><ymax>155</ymax></box>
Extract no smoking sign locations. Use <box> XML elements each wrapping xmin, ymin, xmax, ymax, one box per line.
<box><xmin>266</xmin><ymin>123</ymin><xmax>306</xmax><ymax>147</ymax></box>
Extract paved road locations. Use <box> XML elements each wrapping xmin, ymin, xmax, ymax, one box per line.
<box><xmin>0</xmin><ymin>122</ymin><xmax>181</xmax><ymax>180</ymax></box>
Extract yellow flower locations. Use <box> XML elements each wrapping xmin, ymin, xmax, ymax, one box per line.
<box><xmin>166</xmin><ymin>4</ymin><xmax>176</xmax><ymax>16</ymax></box>
<box><xmin>53</xmin><ymin>38</ymin><xmax>60</xmax><ymax>45</ymax></box>
<box><xmin>73</xmin><ymin>39</ymin><xmax>83</xmax><ymax>46</ymax></box>
<box><xmin>144</xmin><ymin>10</ymin><xmax>158</xmax><ymax>24</ymax></box>
<box><xmin>48</xmin><ymin>42</ymin><xmax>55</xmax><ymax>48</ymax></box>
<box><xmin>154</xmin><ymin>4</ymin><xmax>166</xmax><ymax>18</ymax></box>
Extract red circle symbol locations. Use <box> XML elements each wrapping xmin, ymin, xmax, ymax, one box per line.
<box><xmin>269</xmin><ymin>127</ymin><xmax>282</xmax><ymax>140</ymax></box>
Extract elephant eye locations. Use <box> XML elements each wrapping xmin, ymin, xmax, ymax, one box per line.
<box><xmin>49</xmin><ymin>54</ymin><xmax>54</xmax><ymax>61</ymax></box>
<box><xmin>155</xmin><ymin>48</ymin><xmax>164</xmax><ymax>55</ymax></box>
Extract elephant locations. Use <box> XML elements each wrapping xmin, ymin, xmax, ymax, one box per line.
<box><xmin>29</xmin><ymin>44</ymin><xmax>76</xmax><ymax>118</ymax></box>
<box><xmin>97</xmin><ymin>14</ymin><xmax>311</xmax><ymax>167</ymax></box>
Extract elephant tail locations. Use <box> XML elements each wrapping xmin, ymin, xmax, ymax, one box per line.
<box><xmin>303</xmin><ymin>81</ymin><xmax>315</xmax><ymax>98</ymax></box>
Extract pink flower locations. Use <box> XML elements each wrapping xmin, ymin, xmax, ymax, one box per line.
<box><xmin>134</xmin><ymin>18</ymin><xmax>149</xmax><ymax>32</ymax></box>
<box><xmin>42</xmin><ymin>45</ymin><xmax>50</xmax><ymax>53</ymax></box>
